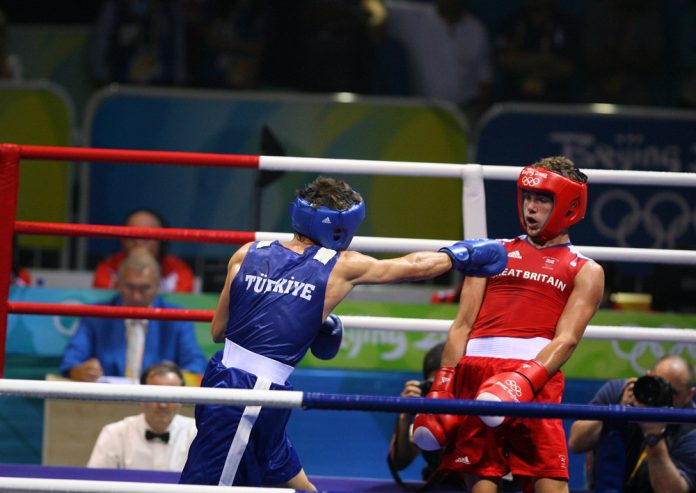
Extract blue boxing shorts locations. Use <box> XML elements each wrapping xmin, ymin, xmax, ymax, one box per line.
<box><xmin>179</xmin><ymin>343</ymin><xmax>301</xmax><ymax>486</ymax></box>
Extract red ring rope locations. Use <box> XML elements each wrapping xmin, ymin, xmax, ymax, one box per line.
<box><xmin>7</xmin><ymin>302</ymin><xmax>214</xmax><ymax>322</ymax></box>
<box><xmin>18</xmin><ymin>144</ymin><xmax>260</xmax><ymax>168</ymax></box>
<box><xmin>15</xmin><ymin>221</ymin><xmax>256</xmax><ymax>244</ymax></box>
<box><xmin>0</xmin><ymin>143</ymin><xmax>268</xmax><ymax>377</ymax></box>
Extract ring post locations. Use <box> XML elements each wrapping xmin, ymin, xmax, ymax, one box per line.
<box><xmin>0</xmin><ymin>144</ymin><xmax>21</xmax><ymax>378</ymax></box>
<box><xmin>461</xmin><ymin>164</ymin><xmax>487</xmax><ymax>239</ymax></box>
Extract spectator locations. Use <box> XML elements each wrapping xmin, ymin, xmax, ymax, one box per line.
<box><xmin>673</xmin><ymin>0</ymin><xmax>696</xmax><ymax>107</ymax></box>
<box><xmin>0</xmin><ymin>9</ymin><xmax>22</xmax><ymax>80</ymax></box>
<box><xmin>87</xmin><ymin>361</ymin><xmax>197</xmax><ymax>471</ymax></box>
<box><xmin>580</xmin><ymin>0</ymin><xmax>665</xmax><ymax>106</ymax></box>
<box><xmin>93</xmin><ymin>208</ymin><xmax>194</xmax><ymax>293</ymax></box>
<box><xmin>383</xmin><ymin>0</ymin><xmax>493</xmax><ymax>122</ymax></box>
<box><xmin>495</xmin><ymin>0</ymin><xmax>578</xmax><ymax>103</ymax></box>
<box><xmin>10</xmin><ymin>236</ymin><xmax>31</xmax><ymax>287</ymax></box>
<box><xmin>261</xmin><ymin>0</ymin><xmax>381</xmax><ymax>94</ymax></box>
<box><xmin>366</xmin><ymin>0</ymin><xmax>412</xmax><ymax>97</ymax></box>
<box><xmin>568</xmin><ymin>355</ymin><xmax>696</xmax><ymax>492</ymax></box>
<box><xmin>388</xmin><ymin>342</ymin><xmax>460</xmax><ymax>488</ymax></box>
<box><xmin>61</xmin><ymin>248</ymin><xmax>206</xmax><ymax>382</ymax></box>
<box><xmin>89</xmin><ymin>0</ymin><xmax>186</xmax><ymax>86</ymax></box>
<box><xmin>186</xmin><ymin>0</ymin><xmax>271</xmax><ymax>90</ymax></box>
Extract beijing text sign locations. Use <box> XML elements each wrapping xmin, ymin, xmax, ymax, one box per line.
<box><xmin>475</xmin><ymin>104</ymin><xmax>696</xmax><ymax>249</ymax></box>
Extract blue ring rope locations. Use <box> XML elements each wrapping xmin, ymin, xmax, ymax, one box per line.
<box><xmin>302</xmin><ymin>393</ymin><xmax>696</xmax><ymax>424</ymax></box>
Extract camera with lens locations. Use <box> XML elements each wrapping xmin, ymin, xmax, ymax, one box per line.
<box><xmin>418</xmin><ymin>378</ymin><xmax>433</xmax><ymax>396</ymax></box>
<box><xmin>633</xmin><ymin>375</ymin><xmax>674</xmax><ymax>407</ymax></box>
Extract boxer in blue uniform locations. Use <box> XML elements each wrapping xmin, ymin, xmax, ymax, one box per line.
<box><xmin>179</xmin><ymin>176</ymin><xmax>508</xmax><ymax>489</ymax></box>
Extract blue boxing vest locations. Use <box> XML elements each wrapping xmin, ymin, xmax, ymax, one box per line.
<box><xmin>225</xmin><ymin>241</ymin><xmax>339</xmax><ymax>367</ymax></box>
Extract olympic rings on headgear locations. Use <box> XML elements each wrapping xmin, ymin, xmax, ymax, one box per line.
<box><xmin>520</xmin><ymin>176</ymin><xmax>541</xmax><ymax>188</ymax></box>
<box><xmin>517</xmin><ymin>166</ymin><xmax>588</xmax><ymax>241</ymax></box>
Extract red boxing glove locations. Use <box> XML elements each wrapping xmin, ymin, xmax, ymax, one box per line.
<box><xmin>475</xmin><ymin>359</ymin><xmax>550</xmax><ymax>428</ymax></box>
<box><xmin>412</xmin><ymin>367</ymin><xmax>459</xmax><ymax>451</ymax></box>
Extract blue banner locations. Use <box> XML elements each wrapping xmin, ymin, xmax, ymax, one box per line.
<box><xmin>8</xmin><ymin>287</ymin><xmax>111</xmax><ymax>356</ymax></box>
<box><xmin>475</xmin><ymin>104</ymin><xmax>696</xmax><ymax>252</ymax></box>
<box><xmin>85</xmin><ymin>88</ymin><xmax>468</xmax><ymax>259</ymax></box>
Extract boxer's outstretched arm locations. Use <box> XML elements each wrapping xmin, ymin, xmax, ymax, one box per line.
<box><xmin>323</xmin><ymin>250</ymin><xmax>452</xmax><ymax>317</ymax></box>
<box><xmin>342</xmin><ymin>250</ymin><xmax>454</xmax><ymax>285</ymax></box>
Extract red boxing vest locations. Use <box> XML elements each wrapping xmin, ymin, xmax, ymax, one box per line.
<box><xmin>471</xmin><ymin>236</ymin><xmax>589</xmax><ymax>340</ymax></box>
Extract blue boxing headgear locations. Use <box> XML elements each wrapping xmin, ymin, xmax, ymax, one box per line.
<box><xmin>289</xmin><ymin>196</ymin><xmax>366</xmax><ymax>251</ymax></box>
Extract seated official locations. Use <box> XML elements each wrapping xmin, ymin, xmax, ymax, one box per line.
<box><xmin>87</xmin><ymin>362</ymin><xmax>197</xmax><ymax>471</ymax></box>
<box><xmin>93</xmin><ymin>208</ymin><xmax>194</xmax><ymax>293</ymax></box>
<box><xmin>60</xmin><ymin>248</ymin><xmax>206</xmax><ymax>382</ymax></box>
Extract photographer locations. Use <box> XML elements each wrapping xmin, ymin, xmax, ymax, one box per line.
<box><xmin>388</xmin><ymin>342</ymin><xmax>445</xmax><ymax>487</ymax></box>
<box><xmin>568</xmin><ymin>355</ymin><xmax>696</xmax><ymax>493</ymax></box>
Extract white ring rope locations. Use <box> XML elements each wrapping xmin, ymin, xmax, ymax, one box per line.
<box><xmin>481</xmin><ymin>165</ymin><xmax>696</xmax><ymax>187</ymax></box>
<box><xmin>0</xmin><ymin>477</ymin><xmax>292</xmax><ymax>493</ymax></box>
<box><xmin>572</xmin><ymin>246</ymin><xmax>696</xmax><ymax>264</ymax></box>
<box><xmin>256</xmin><ymin>232</ymin><xmax>696</xmax><ymax>264</ymax></box>
<box><xmin>260</xmin><ymin>159</ymin><xmax>696</xmax><ymax>188</ymax></box>
<box><xmin>256</xmin><ymin>232</ymin><xmax>451</xmax><ymax>253</ymax></box>
<box><xmin>341</xmin><ymin>316</ymin><xmax>696</xmax><ymax>343</ymax></box>
<box><xmin>0</xmin><ymin>380</ymin><xmax>303</xmax><ymax>407</ymax></box>
<box><xmin>2</xmin><ymin>379</ymin><xmax>694</xmax><ymax>427</ymax></box>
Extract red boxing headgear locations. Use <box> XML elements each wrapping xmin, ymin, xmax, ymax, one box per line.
<box><xmin>517</xmin><ymin>166</ymin><xmax>587</xmax><ymax>241</ymax></box>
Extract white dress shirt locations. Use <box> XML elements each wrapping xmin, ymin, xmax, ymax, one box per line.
<box><xmin>87</xmin><ymin>413</ymin><xmax>197</xmax><ymax>471</ymax></box>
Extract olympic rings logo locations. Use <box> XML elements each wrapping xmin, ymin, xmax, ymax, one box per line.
<box><xmin>521</xmin><ymin>176</ymin><xmax>541</xmax><ymax>187</ymax></box>
<box><xmin>611</xmin><ymin>340</ymin><xmax>696</xmax><ymax>374</ymax></box>
<box><xmin>52</xmin><ymin>298</ymin><xmax>84</xmax><ymax>337</ymax></box>
<box><xmin>592</xmin><ymin>189</ymin><xmax>695</xmax><ymax>248</ymax></box>
<box><xmin>504</xmin><ymin>379</ymin><xmax>523</xmax><ymax>398</ymax></box>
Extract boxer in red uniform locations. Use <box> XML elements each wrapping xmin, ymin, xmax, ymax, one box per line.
<box><xmin>413</xmin><ymin>156</ymin><xmax>605</xmax><ymax>493</ymax></box>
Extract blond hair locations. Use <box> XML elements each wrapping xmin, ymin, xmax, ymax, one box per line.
<box><xmin>118</xmin><ymin>247</ymin><xmax>161</xmax><ymax>281</ymax></box>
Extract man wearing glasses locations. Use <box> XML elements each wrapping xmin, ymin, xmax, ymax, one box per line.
<box><xmin>60</xmin><ymin>248</ymin><xmax>206</xmax><ymax>382</ymax></box>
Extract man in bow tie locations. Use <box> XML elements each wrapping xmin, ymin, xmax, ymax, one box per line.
<box><xmin>87</xmin><ymin>362</ymin><xmax>197</xmax><ymax>471</ymax></box>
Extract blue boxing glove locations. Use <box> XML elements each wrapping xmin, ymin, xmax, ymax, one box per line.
<box><xmin>440</xmin><ymin>239</ymin><xmax>507</xmax><ymax>277</ymax></box>
<box><xmin>310</xmin><ymin>314</ymin><xmax>343</xmax><ymax>360</ymax></box>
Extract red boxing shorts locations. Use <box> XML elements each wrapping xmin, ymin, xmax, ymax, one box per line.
<box><xmin>439</xmin><ymin>356</ymin><xmax>568</xmax><ymax>481</ymax></box>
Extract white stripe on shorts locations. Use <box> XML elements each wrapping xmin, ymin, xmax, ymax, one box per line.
<box><xmin>218</xmin><ymin>375</ymin><xmax>272</xmax><ymax>486</ymax></box>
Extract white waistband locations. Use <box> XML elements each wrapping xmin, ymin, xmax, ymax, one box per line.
<box><xmin>465</xmin><ymin>337</ymin><xmax>551</xmax><ymax>360</ymax></box>
<box><xmin>222</xmin><ymin>340</ymin><xmax>294</xmax><ymax>385</ymax></box>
